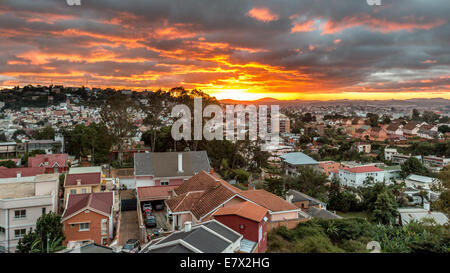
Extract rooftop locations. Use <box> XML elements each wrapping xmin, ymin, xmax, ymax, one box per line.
<box><xmin>340</xmin><ymin>166</ymin><xmax>384</xmax><ymax>173</ymax></box>
<box><xmin>280</xmin><ymin>152</ymin><xmax>318</xmax><ymax>166</ymax></box>
<box><xmin>65</xmin><ymin>172</ymin><xmax>101</xmax><ymax>186</ymax></box>
<box><xmin>68</xmin><ymin>166</ymin><xmax>102</xmax><ymax>174</ymax></box>
<box><xmin>141</xmin><ymin>220</ymin><xmax>242</xmax><ymax>253</ymax></box>
<box><xmin>405</xmin><ymin>174</ymin><xmax>436</xmax><ymax>184</ymax></box>
<box><xmin>213</xmin><ymin>201</ymin><xmax>268</xmax><ymax>222</ymax></box>
<box><xmin>240</xmin><ymin>189</ymin><xmax>299</xmax><ymax>212</ymax></box>
<box><xmin>62</xmin><ymin>192</ymin><xmax>114</xmax><ymax>220</ymax></box>
<box><xmin>134</xmin><ymin>151</ymin><xmax>211</xmax><ymax>177</ymax></box>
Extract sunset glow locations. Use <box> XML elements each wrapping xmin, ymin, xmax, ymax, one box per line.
<box><xmin>0</xmin><ymin>0</ymin><xmax>449</xmax><ymax>101</ymax></box>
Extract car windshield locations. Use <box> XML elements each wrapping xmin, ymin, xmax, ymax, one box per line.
<box><xmin>123</xmin><ymin>244</ymin><xmax>134</xmax><ymax>250</ymax></box>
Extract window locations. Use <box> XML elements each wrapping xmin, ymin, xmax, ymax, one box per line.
<box><xmin>79</xmin><ymin>223</ymin><xmax>90</xmax><ymax>231</ymax></box>
<box><xmin>81</xmin><ymin>188</ymin><xmax>87</xmax><ymax>194</ymax></box>
<box><xmin>101</xmin><ymin>219</ymin><xmax>107</xmax><ymax>235</ymax></box>
<box><xmin>0</xmin><ymin>226</ymin><xmax>5</xmax><ymax>235</ymax></box>
<box><xmin>15</xmin><ymin>229</ymin><xmax>26</xmax><ymax>239</ymax></box>
<box><xmin>70</xmin><ymin>189</ymin><xmax>76</xmax><ymax>195</ymax></box>
<box><xmin>14</xmin><ymin>210</ymin><xmax>26</xmax><ymax>219</ymax></box>
<box><xmin>42</xmin><ymin>207</ymin><xmax>46</xmax><ymax>215</ymax></box>
<box><xmin>160</xmin><ymin>181</ymin><xmax>169</xmax><ymax>186</ymax></box>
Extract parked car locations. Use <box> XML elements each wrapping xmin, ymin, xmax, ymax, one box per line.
<box><xmin>145</xmin><ymin>215</ymin><xmax>157</xmax><ymax>228</ymax></box>
<box><xmin>142</xmin><ymin>203</ymin><xmax>152</xmax><ymax>212</ymax></box>
<box><xmin>121</xmin><ymin>239</ymin><xmax>141</xmax><ymax>253</ymax></box>
<box><xmin>144</xmin><ymin>210</ymin><xmax>152</xmax><ymax>218</ymax></box>
<box><xmin>154</xmin><ymin>202</ymin><xmax>164</xmax><ymax>211</ymax></box>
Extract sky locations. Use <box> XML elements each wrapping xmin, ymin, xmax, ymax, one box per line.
<box><xmin>0</xmin><ymin>0</ymin><xmax>449</xmax><ymax>101</ymax></box>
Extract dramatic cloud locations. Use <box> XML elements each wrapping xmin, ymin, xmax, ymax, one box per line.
<box><xmin>0</xmin><ymin>0</ymin><xmax>449</xmax><ymax>100</ymax></box>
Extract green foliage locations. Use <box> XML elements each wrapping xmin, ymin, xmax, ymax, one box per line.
<box><xmin>33</xmin><ymin>126</ymin><xmax>55</xmax><ymax>140</ymax></box>
<box><xmin>284</xmin><ymin>166</ymin><xmax>328</xmax><ymax>201</ymax></box>
<box><xmin>62</xmin><ymin>123</ymin><xmax>113</xmax><ymax>164</ymax></box>
<box><xmin>400</xmin><ymin>157</ymin><xmax>428</xmax><ymax>178</ymax></box>
<box><xmin>327</xmin><ymin>179</ymin><xmax>361</xmax><ymax>212</ymax></box>
<box><xmin>264</xmin><ymin>177</ymin><xmax>286</xmax><ymax>197</ymax></box>
<box><xmin>234</xmin><ymin>169</ymin><xmax>250</xmax><ymax>184</ymax></box>
<box><xmin>372</xmin><ymin>191</ymin><xmax>399</xmax><ymax>225</ymax></box>
<box><xmin>17</xmin><ymin>212</ymin><xmax>65</xmax><ymax>253</ymax></box>
<box><xmin>0</xmin><ymin>160</ymin><xmax>16</xmax><ymax>168</ymax></box>
<box><xmin>267</xmin><ymin>217</ymin><xmax>450</xmax><ymax>253</ymax></box>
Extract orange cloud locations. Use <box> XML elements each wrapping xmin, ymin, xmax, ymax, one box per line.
<box><xmin>247</xmin><ymin>7</ymin><xmax>279</xmax><ymax>22</ymax></box>
<box><xmin>291</xmin><ymin>20</ymin><xmax>316</xmax><ymax>33</ymax></box>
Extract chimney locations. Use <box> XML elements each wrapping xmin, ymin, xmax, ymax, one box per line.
<box><xmin>178</xmin><ymin>153</ymin><xmax>183</xmax><ymax>173</ymax></box>
<box><xmin>286</xmin><ymin>194</ymin><xmax>294</xmax><ymax>203</ymax></box>
<box><xmin>76</xmin><ymin>179</ymin><xmax>81</xmax><ymax>186</ymax></box>
<box><xmin>210</xmin><ymin>167</ymin><xmax>214</xmax><ymax>174</ymax></box>
<box><xmin>184</xmin><ymin>221</ymin><xmax>192</xmax><ymax>232</ymax></box>
<box><xmin>424</xmin><ymin>202</ymin><xmax>430</xmax><ymax>212</ymax></box>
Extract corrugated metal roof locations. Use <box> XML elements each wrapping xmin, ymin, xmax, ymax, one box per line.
<box><xmin>280</xmin><ymin>152</ymin><xmax>318</xmax><ymax>166</ymax></box>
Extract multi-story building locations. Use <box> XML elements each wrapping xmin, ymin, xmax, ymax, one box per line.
<box><xmin>279</xmin><ymin>113</ymin><xmax>291</xmax><ymax>133</ymax></box>
<box><xmin>338</xmin><ymin>166</ymin><xmax>385</xmax><ymax>187</ymax></box>
<box><xmin>422</xmin><ymin>156</ymin><xmax>450</xmax><ymax>172</ymax></box>
<box><xmin>62</xmin><ymin>192</ymin><xmax>115</xmax><ymax>246</ymax></box>
<box><xmin>384</xmin><ymin>147</ymin><xmax>398</xmax><ymax>161</ymax></box>
<box><xmin>0</xmin><ymin>173</ymin><xmax>59</xmax><ymax>253</ymax></box>
<box><xmin>353</xmin><ymin>142</ymin><xmax>371</xmax><ymax>154</ymax></box>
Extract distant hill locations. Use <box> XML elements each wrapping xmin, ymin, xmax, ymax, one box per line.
<box><xmin>219</xmin><ymin>97</ymin><xmax>450</xmax><ymax>107</ymax></box>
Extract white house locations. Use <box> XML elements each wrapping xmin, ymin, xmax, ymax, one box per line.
<box><xmin>384</xmin><ymin>147</ymin><xmax>398</xmax><ymax>161</ymax></box>
<box><xmin>338</xmin><ymin>166</ymin><xmax>385</xmax><ymax>187</ymax></box>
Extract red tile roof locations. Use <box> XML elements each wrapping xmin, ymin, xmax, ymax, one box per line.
<box><xmin>340</xmin><ymin>166</ymin><xmax>384</xmax><ymax>173</ymax></box>
<box><xmin>0</xmin><ymin>167</ymin><xmax>45</xmax><ymax>178</ymax></box>
<box><xmin>239</xmin><ymin>190</ymin><xmax>298</xmax><ymax>212</ymax></box>
<box><xmin>28</xmin><ymin>153</ymin><xmax>68</xmax><ymax>168</ymax></box>
<box><xmin>65</xmin><ymin>172</ymin><xmax>101</xmax><ymax>186</ymax></box>
<box><xmin>62</xmin><ymin>192</ymin><xmax>113</xmax><ymax>220</ymax></box>
<box><xmin>213</xmin><ymin>201</ymin><xmax>268</xmax><ymax>222</ymax></box>
<box><xmin>137</xmin><ymin>186</ymin><xmax>177</xmax><ymax>201</ymax></box>
<box><xmin>166</xmin><ymin>191</ymin><xmax>204</xmax><ymax>212</ymax></box>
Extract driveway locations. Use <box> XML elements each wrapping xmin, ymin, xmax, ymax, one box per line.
<box><xmin>118</xmin><ymin>210</ymin><xmax>140</xmax><ymax>245</ymax></box>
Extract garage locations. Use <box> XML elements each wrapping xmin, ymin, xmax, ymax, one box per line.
<box><xmin>136</xmin><ymin>186</ymin><xmax>176</xmax><ymax>241</ymax></box>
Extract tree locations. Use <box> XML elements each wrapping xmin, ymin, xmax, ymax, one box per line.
<box><xmin>327</xmin><ymin>178</ymin><xmax>360</xmax><ymax>212</ymax></box>
<box><xmin>0</xmin><ymin>160</ymin><xmax>16</xmax><ymax>168</ymax></box>
<box><xmin>264</xmin><ymin>177</ymin><xmax>286</xmax><ymax>197</ymax></box>
<box><xmin>366</xmin><ymin>113</ymin><xmax>379</xmax><ymax>127</ymax></box>
<box><xmin>0</xmin><ymin>132</ymin><xmax>7</xmax><ymax>142</ymax></box>
<box><xmin>412</xmin><ymin>109</ymin><xmax>421</xmax><ymax>121</ymax></box>
<box><xmin>63</xmin><ymin>123</ymin><xmax>113</xmax><ymax>164</ymax></box>
<box><xmin>432</xmin><ymin>166</ymin><xmax>450</xmax><ymax>214</ymax></box>
<box><xmin>100</xmin><ymin>93</ymin><xmax>137</xmax><ymax>166</ymax></box>
<box><xmin>142</xmin><ymin>90</ymin><xmax>172</xmax><ymax>152</ymax></box>
<box><xmin>33</xmin><ymin>125</ymin><xmax>55</xmax><ymax>140</ymax></box>
<box><xmin>17</xmin><ymin>212</ymin><xmax>65</xmax><ymax>253</ymax></box>
<box><xmin>372</xmin><ymin>191</ymin><xmax>398</xmax><ymax>225</ymax></box>
<box><xmin>422</xmin><ymin>111</ymin><xmax>439</xmax><ymax>123</ymax></box>
<box><xmin>285</xmin><ymin>166</ymin><xmax>328</xmax><ymax>200</ymax></box>
<box><xmin>438</xmin><ymin>125</ymin><xmax>450</xmax><ymax>134</ymax></box>
<box><xmin>400</xmin><ymin>157</ymin><xmax>428</xmax><ymax>178</ymax></box>
<box><xmin>234</xmin><ymin>169</ymin><xmax>250</xmax><ymax>184</ymax></box>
